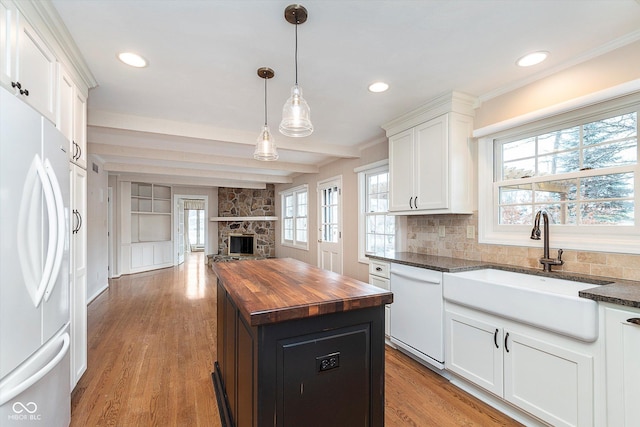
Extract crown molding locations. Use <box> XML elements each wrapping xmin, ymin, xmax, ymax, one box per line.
<box><xmin>18</xmin><ymin>0</ymin><xmax>97</xmax><ymax>90</ymax></box>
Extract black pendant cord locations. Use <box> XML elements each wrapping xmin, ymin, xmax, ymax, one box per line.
<box><xmin>264</xmin><ymin>76</ymin><xmax>268</xmax><ymax>126</ymax></box>
<box><xmin>294</xmin><ymin>22</ymin><xmax>299</xmax><ymax>86</ymax></box>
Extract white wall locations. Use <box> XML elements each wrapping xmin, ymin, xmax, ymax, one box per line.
<box><xmin>87</xmin><ymin>155</ymin><xmax>109</xmax><ymax>302</ymax></box>
<box><xmin>275</xmin><ymin>141</ymin><xmax>388</xmax><ymax>283</ymax></box>
<box><xmin>475</xmin><ymin>39</ymin><xmax>640</xmax><ymax>128</ymax></box>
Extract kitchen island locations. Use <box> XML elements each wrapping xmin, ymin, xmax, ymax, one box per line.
<box><xmin>210</xmin><ymin>258</ymin><xmax>393</xmax><ymax>427</ymax></box>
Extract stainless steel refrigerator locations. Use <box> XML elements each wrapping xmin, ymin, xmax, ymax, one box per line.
<box><xmin>0</xmin><ymin>86</ymin><xmax>71</xmax><ymax>426</ymax></box>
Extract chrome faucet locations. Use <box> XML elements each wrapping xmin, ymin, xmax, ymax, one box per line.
<box><xmin>530</xmin><ymin>209</ymin><xmax>564</xmax><ymax>272</ymax></box>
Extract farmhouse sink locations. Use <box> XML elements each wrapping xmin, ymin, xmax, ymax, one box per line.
<box><xmin>443</xmin><ymin>269</ymin><xmax>610</xmax><ymax>342</ymax></box>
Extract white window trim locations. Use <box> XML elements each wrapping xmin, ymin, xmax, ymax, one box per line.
<box><xmin>356</xmin><ymin>160</ymin><xmax>405</xmax><ymax>263</ymax></box>
<box><xmin>279</xmin><ymin>184</ymin><xmax>309</xmax><ymax>250</ymax></box>
<box><xmin>478</xmin><ymin>90</ymin><xmax>640</xmax><ymax>255</ymax></box>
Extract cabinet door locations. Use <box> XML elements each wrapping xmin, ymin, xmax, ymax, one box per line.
<box><xmin>0</xmin><ymin>0</ymin><xmax>17</xmax><ymax>89</ymax></box>
<box><xmin>279</xmin><ymin>325</ymin><xmax>370</xmax><ymax>426</ymax></box>
<box><xmin>16</xmin><ymin>16</ymin><xmax>56</xmax><ymax>121</ymax></box>
<box><xmin>57</xmin><ymin>64</ymin><xmax>74</xmax><ymax>143</ymax></box>
<box><xmin>504</xmin><ymin>331</ymin><xmax>593</xmax><ymax>427</ymax></box>
<box><xmin>70</xmin><ymin>164</ymin><xmax>87</xmax><ymax>389</ymax></box>
<box><xmin>389</xmin><ymin>128</ymin><xmax>415</xmax><ymax>211</ymax></box>
<box><xmin>415</xmin><ymin>115</ymin><xmax>448</xmax><ymax>210</ymax></box>
<box><xmin>445</xmin><ymin>310</ymin><xmax>503</xmax><ymax>396</ymax></box>
<box><xmin>72</xmin><ymin>88</ymin><xmax>87</xmax><ymax>168</ymax></box>
<box><xmin>604</xmin><ymin>306</ymin><xmax>640</xmax><ymax>427</ymax></box>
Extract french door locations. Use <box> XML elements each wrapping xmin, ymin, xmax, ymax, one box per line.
<box><xmin>317</xmin><ymin>176</ymin><xmax>343</xmax><ymax>274</ymax></box>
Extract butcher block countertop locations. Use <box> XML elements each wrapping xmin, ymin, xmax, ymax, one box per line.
<box><xmin>210</xmin><ymin>257</ymin><xmax>393</xmax><ymax>326</ymax></box>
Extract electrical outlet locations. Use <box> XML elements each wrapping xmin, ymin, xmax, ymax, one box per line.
<box><xmin>466</xmin><ymin>225</ymin><xmax>475</xmax><ymax>239</ymax></box>
<box><xmin>438</xmin><ymin>225</ymin><xmax>446</xmax><ymax>238</ymax></box>
<box><xmin>316</xmin><ymin>352</ymin><xmax>340</xmax><ymax>372</ymax></box>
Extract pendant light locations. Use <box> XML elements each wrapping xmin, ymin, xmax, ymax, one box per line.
<box><xmin>254</xmin><ymin>67</ymin><xmax>279</xmax><ymax>161</ymax></box>
<box><xmin>279</xmin><ymin>4</ymin><xmax>313</xmax><ymax>138</ymax></box>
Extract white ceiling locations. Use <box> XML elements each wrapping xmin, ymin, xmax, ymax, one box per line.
<box><xmin>51</xmin><ymin>0</ymin><xmax>640</xmax><ymax>188</ymax></box>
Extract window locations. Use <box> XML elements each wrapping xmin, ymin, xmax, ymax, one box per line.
<box><xmin>281</xmin><ymin>185</ymin><xmax>308</xmax><ymax>249</ymax></box>
<box><xmin>497</xmin><ymin>112</ymin><xmax>636</xmax><ymax>226</ymax></box>
<box><xmin>357</xmin><ymin>162</ymin><xmax>396</xmax><ymax>261</ymax></box>
<box><xmin>478</xmin><ymin>93</ymin><xmax>640</xmax><ymax>254</ymax></box>
<box><xmin>188</xmin><ymin>209</ymin><xmax>205</xmax><ymax>245</ymax></box>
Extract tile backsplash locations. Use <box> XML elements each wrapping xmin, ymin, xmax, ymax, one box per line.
<box><xmin>406</xmin><ymin>212</ymin><xmax>640</xmax><ymax>281</ymax></box>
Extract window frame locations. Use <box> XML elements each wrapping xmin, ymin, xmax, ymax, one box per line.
<box><xmin>280</xmin><ymin>184</ymin><xmax>309</xmax><ymax>250</ymax></box>
<box><xmin>356</xmin><ymin>160</ymin><xmax>398</xmax><ymax>263</ymax></box>
<box><xmin>478</xmin><ymin>93</ymin><xmax>640</xmax><ymax>254</ymax></box>
<box><xmin>188</xmin><ymin>209</ymin><xmax>205</xmax><ymax>245</ymax></box>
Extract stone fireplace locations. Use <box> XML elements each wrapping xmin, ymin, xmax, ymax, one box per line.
<box><xmin>218</xmin><ymin>185</ymin><xmax>276</xmax><ymax>258</ymax></box>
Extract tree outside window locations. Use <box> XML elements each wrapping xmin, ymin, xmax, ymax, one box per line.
<box><xmin>497</xmin><ymin>111</ymin><xmax>637</xmax><ymax>226</ymax></box>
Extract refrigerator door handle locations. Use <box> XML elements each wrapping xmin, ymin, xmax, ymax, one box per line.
<box><xmin>43</xmin><ymin>159</ymin><xmax>65</xmax><ymax>302</ymax></box>
<box><xmin>0</xmin><ymin>332</ymin><xmax>70</xmax><ymax>406</ymax></box>
<box><xmin>17</xmin><ymin>154</ymin><xmax>57</xmax><ymax>307</ymax></box>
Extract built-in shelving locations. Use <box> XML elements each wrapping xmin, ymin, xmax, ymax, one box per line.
<box><xmin>131</xmin><ymin>182</ymin><xmax>172</xmax><ymax>242</ymax></box>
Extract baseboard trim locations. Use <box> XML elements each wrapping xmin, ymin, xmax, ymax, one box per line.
<box><xmin>87</xmin><ymin>283</ymin><xmax>109</xmax><ymax>305</ymax></box>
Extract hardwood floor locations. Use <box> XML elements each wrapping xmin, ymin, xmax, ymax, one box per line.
<box><xmin>71</xmin><ymin>253</ymin><xmax>521</xmax><ymax>426</ymax></box>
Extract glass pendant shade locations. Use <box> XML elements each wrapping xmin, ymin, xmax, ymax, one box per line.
<box><xmin>254</xmin><ymin>125</ymin><xmax>278</xmax><ymax>161</ymax></box>
<box><xmin>279</xmin><ymin>84</ymin><xmax>313</xmax><ymax>137</ymax></box>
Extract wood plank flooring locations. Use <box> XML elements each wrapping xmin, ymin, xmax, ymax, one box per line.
<box><xmin>71</xmin><ymin>253</ymin><xmax>521</xmax><ymax>426</ymax></box>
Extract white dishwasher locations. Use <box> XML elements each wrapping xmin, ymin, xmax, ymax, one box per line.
<box><xmin>390</xmin><ymin>263</ymin><xmax>444</xmax><ymax>370</ymax></box>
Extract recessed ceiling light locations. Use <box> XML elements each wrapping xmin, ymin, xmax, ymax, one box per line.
<box><xmin>516</xmin><ymin>51</ymin><xmax>549</xmax><ymax>67</ymax></box>
<box><xmin>368</xmin><ymin>82</ymin><xmax>389</xmax><ymax>93</ymax></box>
<box><xmin>117</xmin><ymin>52</ymin><xmax>147</xmax><ymax>68</ymax></box>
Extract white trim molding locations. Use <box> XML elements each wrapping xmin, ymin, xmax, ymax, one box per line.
<box><xmin>474</xmin><ymin>79</ymin><xmax>640</xmax><ymax>138</ymax></box>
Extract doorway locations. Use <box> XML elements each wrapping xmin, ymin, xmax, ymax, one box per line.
<box><xmin>173</xmin><ymin>195</ymin><xmax>208</xmax><ymax>266</ymax></box>
<box><xmin>317</xmin><ymin>176</ymin><xmax>343</xmax><ymax>274</ymax></box>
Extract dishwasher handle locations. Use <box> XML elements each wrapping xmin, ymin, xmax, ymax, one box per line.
<box><xmin>391</xmin><ymin>270</ymin><xmax>441</xmax><ymax>285</ymax></box>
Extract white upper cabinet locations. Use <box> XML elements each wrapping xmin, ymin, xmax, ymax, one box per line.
<box><xmin>388</xmin><ymin>128</ymin><xmax>414</xmax><ymax>211</ymax></box>
<box><xmin>0</xmin><ymin>1</ymin><xmax>17</xmax><ymax>88</ymax></box>
<box><xmin>384</xmin><ymin>91</ymin><xmax>476</xmax><ymax>215</ymax></box>
<box><xmin>58</xmin><ymin>63</ymin><xmax>87</xmax><ymax>168</ymax></box>
<box><xmin>1</xmin><ymin>0</ymin><xmax>94</xmax><ymax>127</ymax></box>
<box><xmin>57</xmin><ymin>63</ymin><xmax>73</xmax><ymax>140</ymax></box>
<box><xmin>72</xmin><ymin>88</ymin><xmax>87</xmax><ymax>168</ymax></box>
<box><xmin>15</xmin><ymin>12</ymin><xmax>56</xmax><ymax>121</ymax></box>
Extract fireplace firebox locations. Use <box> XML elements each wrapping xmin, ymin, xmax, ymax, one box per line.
<box><xmin>228</xmin><ymin>233</ymin><xmax>256</xmax><ymax>256</ymax></box>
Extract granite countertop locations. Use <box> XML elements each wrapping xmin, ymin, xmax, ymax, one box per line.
<box><xmin>368</xmin><ymin>252</ymin><xmax>640</xmax><ymax>309</ymax></box>
<box><xmin>211</xmin><ymin>257</ymin><xmax>393</xmax><ymax>326</ymax></box>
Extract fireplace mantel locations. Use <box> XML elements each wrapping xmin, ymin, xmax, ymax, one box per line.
<box><xmin>209</xmin><ymin>216</ymin><xmax>278</xmax><ymax>222</ymax></box>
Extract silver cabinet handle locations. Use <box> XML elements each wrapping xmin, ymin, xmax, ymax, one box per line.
<box><xmin>627</xmin><ymin>318</ymin><xmax>640</xmax><ymax>325</ymax></box>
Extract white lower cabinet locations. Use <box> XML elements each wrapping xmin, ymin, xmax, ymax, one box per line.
<box><xmin>130</xmin><ymin>241</ymin><xmax>173</xmax><ymax>272</ymax></box>
<box><xmin>445</xmin><ymin>303</ymin><xmax>595</xmax><ymax>427</ymax></box>
<box><xmin>70</xmin><ymin>163</ymin><xmax>87</xmax><ymax>389</ymax></box>
<box><xmin>604</xmin><ymin>303</ymin><xmax>640</xmax><ymax>427</ymax></box>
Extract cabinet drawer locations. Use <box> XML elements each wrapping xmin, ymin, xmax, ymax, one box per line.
<box><xmin>368</xmin><ymin>260</ymin><xmax>390</xmax><ymax>279</ymax></box>
<box><xmin>369</xmin><ymin>275</ymin><xmax>390</xmax><ymax>291</ymax></box>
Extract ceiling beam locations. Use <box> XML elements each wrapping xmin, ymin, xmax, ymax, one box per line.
<box><xmin>88</xmin><ymin>110</ymin><xmax>361</xmax><ymax>158</ymax></box>
<box><xmin>113</xmin><ymin>173</ymin><xmax>268</xmax><ymax>189</ymax></box>
<box><xmin>89</xmin><ymin>143</ymin><xmax>319</xmax><ymax>174</ymax></box>
<box><xmin>104</xmin><ymin>163</ymin><xmax>293</xmax><ymax>184</ymax></box>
